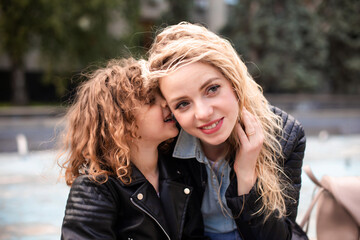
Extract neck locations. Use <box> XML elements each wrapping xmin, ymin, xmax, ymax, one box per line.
<box><xmin>130</xmin><ymin>142</ymin><xmax>159</xmax><ymax>175</ymax></box>
<box><xmin>130</xmin><ymin>141</ymin><xmax>160</xmax><ymax>193</ymax></box>
<box><xmin>200</xmin><ymin>140</ymin><xmax>227</xmax><ymax>162</ymax></box>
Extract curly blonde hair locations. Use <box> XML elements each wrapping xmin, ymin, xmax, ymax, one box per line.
<box><xmin>147</xmin><ymin>22</ymin><xmax>290</xmax><ymax>220</ymax></box>
<box><xmin>58</xmin><ymin>58</ymin><xmax>152</xmax><ymax>186</ymax></box>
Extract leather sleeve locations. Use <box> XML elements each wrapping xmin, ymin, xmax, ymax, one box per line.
<box><xmin>61</xmin><ymin>175</ymin><xmax>117</xmax><ymax>240</ymax></box>
<box><xmin>225</xmin><ymin>106</ymin><xmax>306</xmax><ymax>240</ymax></box>
<box><xmin>273</xmin><ymin>106</ymin><xmax>306</xmax><ymax>221</ymax></box>
<box><xmin>226</xmin><ymin>180</ymin><xmax>292</xmax><ymax>239</ymax></box>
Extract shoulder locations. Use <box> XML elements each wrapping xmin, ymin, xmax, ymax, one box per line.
<box><xmin>270</xmin><ymin>105</ymin><xmax>306</xmax><ymax>157</ymax></box>
<box><xmin>62</xmin><ymin>176</ymin><xmax>121</xmax><ymax>239</ymax></box>
<box><xmin>270</xmin><ymin>105</ymin><xmax>304</xmax><ymax>137</ymax></box>
<box><xmin>64</xmin><ymin>175</ymin><xmax>121</xmax><ymax>222</ymax></box>
<box><xmin>69</xmin><ymin>175</ymin><xmax>119</xmax><ymax>205</ymax></box>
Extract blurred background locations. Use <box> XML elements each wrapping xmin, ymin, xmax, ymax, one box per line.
<box><xmin>0</xmin><ymin>0</ymin><xmax>359</xmax><ymax>239</ymax></box>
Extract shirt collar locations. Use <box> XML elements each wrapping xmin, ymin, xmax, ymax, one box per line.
<box><xmin>173</xmin><ymin>129</ymin><xmax>206</xmax><ymax>163</ymax></box>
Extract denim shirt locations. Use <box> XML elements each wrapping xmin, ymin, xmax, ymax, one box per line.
<box><xmin>173</xmin><ymin>130</ymin><xmax>237</xmax><ymax>233</ymax></box>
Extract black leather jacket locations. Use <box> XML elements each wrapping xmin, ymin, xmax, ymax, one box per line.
<box><xmin>170</xmin><ymin>106</ymin><xmax>307</xmax><ymax>240</ymax></box>
<box><xmin>61</xmin><ymin>107</ymin><xmax>306</xmax><ymax>240</ymax></box>
<box><xmin>61</xmin><ymin>155</ymin><xmax>207</xmax><ymax>240</ymax></box>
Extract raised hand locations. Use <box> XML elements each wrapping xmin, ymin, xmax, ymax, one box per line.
<box><xmin>234</xmin><ymin>108</ymin><xmax>264</xmax><ymax>196</ymax></box>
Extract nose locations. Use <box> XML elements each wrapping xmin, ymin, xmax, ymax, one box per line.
<box><xmin>194</xmin><ymin>101</ymin><xmax>213</xmax><ymax>121</ymax></box>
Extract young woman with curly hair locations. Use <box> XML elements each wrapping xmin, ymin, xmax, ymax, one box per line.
<box><xmin>146</xmin><ymin>22</ymin><xmax>307</xmax><ymax>240</ymax></box>
<box><xmin>58</xmin><ymin>58</ymin><xmax>207</xmax><ymax>240</ymax></box>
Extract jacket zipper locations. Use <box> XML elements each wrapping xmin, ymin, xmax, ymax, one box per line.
<box><xmin>130</xmin><ymin>197</ymin><xmax>171</xmax><ymax>240</ymax></box>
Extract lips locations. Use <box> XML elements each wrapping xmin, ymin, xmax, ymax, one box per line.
<box><xmin>198</xmin><ymin>118</ymin><xmax>224</xmax><ymax>134</ymax></box>
<box><xmin>164</xmin><ymin>113</ymin><xmax>175</xmax><ymax>123</ymax></box>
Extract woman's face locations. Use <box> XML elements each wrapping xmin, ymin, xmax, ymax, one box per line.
<box><xmin>135</xmin><ymin>92</ymin><xmax>179</xmax><ymax>144</ymax></box>
<box><xmin>159</xmin><ymin>62</ymin><xmax>239</xmax><ymax>148</ymax></box>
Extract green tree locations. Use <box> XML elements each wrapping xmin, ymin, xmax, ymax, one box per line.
<box><xmin>0</xmin><ymin>0</ymin><xmax>141</xmax><ymax>105</ymax></box>
<box><xmin>0</xmin><ymin>0</ymin><xmax>42</xmax><ymax>104</ymax></box>
<box><xmin>221</xmin><ymin>0</ymin><xmax>328</xmax><ymax>93</ymax></box>
<box><xmin>157</xmin><ymin>0</ymin><xmax>193</xmax><ymax>26</ymax></box>
<box><xmin>318</xmin><ymin>0</ymin><xmax>360</xmax><ymax>94</ymax></box>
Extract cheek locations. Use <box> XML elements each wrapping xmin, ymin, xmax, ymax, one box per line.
<box><xmin>222</xmin><ymin>92</ymin><xmax>239</xmax><ymax>121</ymax></box>
<box><xmin>173</xmin><ymin>112</ymin><xmax>192</xmax><ymax>129</ymax></box>
<box><xmin>230</xmin><ymin>98</ymin><xmax>239</xmax><ymax>118</ymax></box>
<box><xmin>226</xmin><ymin>86</ymin><xmax>239</xmax><ymax>106</ymax></box>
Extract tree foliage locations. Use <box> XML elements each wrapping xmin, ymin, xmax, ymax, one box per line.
<box><xmin>157</xmin><ymin>0</ymin><xmax>193</xmax><ymax>25</ymax></box>
<box><xmin>221</xmin><ymin>0</ymin><xmax>328</xmax><ymax>93</ymax></box>
<box><xmin>318</xmin><ymin>0</ymin><xmax>360</xmax><ymax>94</ymax></box>
<box><xmin>0</xmin><ymin>0</ymin><xmax>46</xmax><ymax>104</ymax></box>
<box><xmin>0</xmin><ymin>0</ymin><xmax>143</xmax><ymax>104</ymax></box>
<box><xmin>0</xmin><ymin>0</ymin><xmax>358</xmax><ymax>105</ymax></box>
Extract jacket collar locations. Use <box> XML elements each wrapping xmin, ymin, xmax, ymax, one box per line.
<box><xmin>125</xmin><ymin>153</ymin><xmax>193</xmax><ymax>239</ymax></box>
<box><xmin>173</xmin><ymin>129</ymin><xmax>207</xmax><ymax>164</ymax></box>
<box><xmin>127</xmin><ymin>153</ymin><xmax>182</xmax><ymax>186</ymax></box>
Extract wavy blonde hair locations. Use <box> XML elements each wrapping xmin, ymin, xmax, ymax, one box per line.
<box><xmin>147</xmin><ymin>22</ymin><xmax>290</xmax><ymax>220</ymax></box>
<box><xmin>58</xmin><ymin>58</ymin><xmax>152</xmax><ymax>186</ymax></box>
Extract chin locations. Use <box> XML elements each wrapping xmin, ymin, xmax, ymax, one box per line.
<box><xmin>201</xmin><ymin>137</ymin><xmax>227</xmax><ymax>147</ymax></box>
<box><xmin>171</xmin><ymin>128</ymin><xmax>180</xmax><ymax>136</ymax></box>
<box><xmin>164</xmin><ymin>132</ymin><xmax>179</xmax><ymax>141</ymax></box>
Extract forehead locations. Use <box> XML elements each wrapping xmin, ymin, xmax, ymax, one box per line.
<box><xmin>161</xmin><ymin>62</ymin><xmax>222</xmax><ymax>84</ymax></box>
<box><xmin>161</xmin><ymin>62</ymin><xmax>226</xmax><ymax>87</ymax></box>
<box><xmin>159</xmin><ymin>62</ymin><xmax>231</xmax><ymax>104</ymax></box>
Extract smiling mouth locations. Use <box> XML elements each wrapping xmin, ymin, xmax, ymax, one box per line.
<box><xmin>199</xmin><ymin>118</ymin><xmax>223</xmax><ymax>130</ymax></box>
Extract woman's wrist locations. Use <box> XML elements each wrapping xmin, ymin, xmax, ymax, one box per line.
<box><xmin>235</xmin><ymin>168</ymin><xmax>257</xmax><ymax>195</ymax></box>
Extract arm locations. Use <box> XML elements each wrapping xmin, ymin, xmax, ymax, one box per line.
<box><xmin>226</xmin><ymin>179</ymin><xmax>293</xmax><ymax>239</ymax></box>
<box><xmin>61</xmin><ymin>175</ymin><xmax>118</xmax><ymax>240</ymax></box>
<box><xmin>226</xmin><ymin>107</ymin><xmax>306</xmax><ymax>239</ymax></box>
<box><xmin>232</xmin><ymin>108</ymin><xmax>263</xmax><ymax>195</ymax></box>
<box><xmin>276</xmin><ymin>107</ymin><xmax>306</xmax><ymax>221</ymax></box>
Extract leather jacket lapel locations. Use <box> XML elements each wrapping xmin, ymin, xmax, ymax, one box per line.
<box><xmin>126</xmin><ymin>157</ymin><xmax>193</xmax><ymax>240</ymax></box>
<box><xmin>160</xmin><ymin>180</ymin><xmax>193</xmax><ymax>240</ymax></box>
<box><xmin>127</xmin><ymin>163</ymin><xmax>171</xmax><ymax>239</ymax></box>
<box><xmin>158</xmin><ymin>157</ymin><xmax>193</xmax><ymax>240</ymax></box>
<box><xmin>130</xmin><ymin>181</ymin><xmax>171</xmax><ymax>239</ymax></box>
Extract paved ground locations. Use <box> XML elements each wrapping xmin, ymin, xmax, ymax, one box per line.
<box><xmin>0</xmin><ymin>106</ymin><xmax>64</xmax><ymax>153</ymax></box>
<box><xmin>0</xmin><ymin>135</ymin><xmax>359</xmax><ymax>239</ymax></box>
<box><xmin>0</xmin><ymin>151</ymin><xmax>68</xmax><ymax>240</ymax></box>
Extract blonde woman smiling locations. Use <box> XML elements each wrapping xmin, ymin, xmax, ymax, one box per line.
<box><xmin>147</xmin><ymin>22</ymin><xmax>307</xmax><ymax>240</ymax></box>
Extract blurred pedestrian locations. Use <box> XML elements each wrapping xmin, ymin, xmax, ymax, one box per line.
<box><xmin>147</xmin><ymin>22</ymin><xmax>307</xmax><ymax>240</ymax></box>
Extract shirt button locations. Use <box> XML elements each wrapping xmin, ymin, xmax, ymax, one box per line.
<box><xmin>184</xmin><ymin>188</ymin><xmax>190</xmax><ymax>195</ymax></box>
<box><xmin>137</xmin><ymin>193</ymin><xmax>144</xmax><ymax>200</ymax></box>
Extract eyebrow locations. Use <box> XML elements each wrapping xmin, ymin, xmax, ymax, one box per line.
<box><xmin>168</xmin><ymin>77</ymin><xmax>221</xmax><ymax>106</ymax></box>
<box><xmin>168</xmin><ymin>95</ymin><xmax>187</xmax><ymax>107</ymax></box>
<box><xmin>199</xmin><ymin>77</ymin><xmax>221</xmax><ymax>91</ymax></box>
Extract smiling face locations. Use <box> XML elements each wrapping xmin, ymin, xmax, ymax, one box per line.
<box><xmin>159</xmin><ymin>62</ymin><xmax>239</xmax><ymax>149</ymax></box>
<box><xmin>135</xmin><ymin>92</ymin><xmax>179</xmax><ymax>145</ymax></box>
